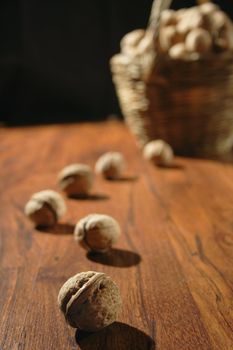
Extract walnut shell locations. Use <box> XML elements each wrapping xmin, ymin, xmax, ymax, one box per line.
<box><xmin>58</xmin><ymin>164</ymin><xmax>93</xmax><ymax>197</ymax></box>
<box><xmin>58</xmin><ymin>271</ymin><xmax>122</xmax><ymax>331</ymax></box>
<box><xmin>95</xmin><ymin>152</ymin><xmax>125</xmax><ymax>179</ymax></box>
<box><xmin>169</xmin><ymin>43</ymin><xmax>188</xmax><ymax>60</ymax></box>
<box><xmin>199</xmin><ymin>2</ymin><xmax>219</xmax><ymax>16</ymax></box>
<box><xmin>24</xmin><ymin>190</ymin><xmax>66</xmax><ymax>227</ymax></box>
<box><xmin>159</xmin><ymin>26</ymin><xmax>179</xmax><ymax>53</ymax></box>
<box><xmin>160</xmin><ymin>9</ymin><xmax>177</xmax><ymax>27</ymax></box>
<box><xmin>143</xmin><ymin>140</ymin><xmax>174</xmax><ymax>166</ymax></box>
<box><xmin>120</xmin><ymin>29</ymin><xmax>145</xmax><ymax>56</ymax></box>
<box><xmin>185</xmin><ymin>28</ymin><xmax>212</xmax><ymax>54</ymax></box>
<box><xmin>209</xmin><ymin>11</ymin><xmax>228</xmax><ymax>32</ymax></box>
<box><xmin>216</xmin><ymin>26</ymin><xmax>233</xmax><ymax>51</ymax></box>
<box><xmin>74</xmin><ymin>214</ymin><xmax>121</xmax><ymax>253</ymax></box>
<box><xmin>176</xmin><ymin>9</ymin><xmax>204</xmax><ymax>36</ymax></box>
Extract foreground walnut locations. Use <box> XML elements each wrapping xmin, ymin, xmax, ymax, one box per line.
<box><xmin>58</xmin><ymin>164</ymin><xmax>93</xmax><ymax>197</ymax></box>
<box><xmin>24</xmin><ymin>190</ymin><xmax>66</xmax><ymax>227</ymax></box>
<box><xmin>58</xmin><ymin>271</ymin><xmax>122</xmax><ymax>331</ymax></box>
<box><xmin>74</xmin><ymin>214</ymin><xmax>121</xmax><ymax>253</ymax></box>
<box><xmin>95</xmin><ymin>152</ymin><xmax>126</xmax><ymax>179</ymax></box>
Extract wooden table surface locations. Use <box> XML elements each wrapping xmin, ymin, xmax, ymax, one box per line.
<box><xmin>0</xmin><ymin>120</ymin><xmax>233</xmax><ymax>350</ymax></box>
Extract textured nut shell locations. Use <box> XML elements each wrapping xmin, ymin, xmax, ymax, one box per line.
<box><xmin>216</xmin><ymin>26</ymin><xmax>233</xmax><ymax>50</ymax></box>
<box><xmin>199</xmin><ymin>3</ymin><xmax>219</xmax><ymax>15</ymax></box>
<box><xmin>25</xmin><ymin>190</ymin><xmax>66</xmax><ymax>226</ymax></box>
<box><xmin>135</xmin><ymin>31</ymin><xmax>154</xmax><ymax>56</ymax></box>
<box><xmin>210</xmin><ymin>11</ymin><xmax>229</xmax><ymax>32</ymax></box>
<box><xmin>120</xmin><ymin>29</ymin><xmax>145</xmax><ymax>56</ymax></box>
<box><xmin>95</xmin><ymin>152</ymin><xmax>125</xmax><ymax>179</ymax></box>
<box><xmin>185</xmin><ymin>28</ymin><xmax>212</xmax><ymax>53</ymax></box>
<box><xmin>159</xmin><ymin>26</ymin><xmax>178</xmax><ymax>52</ymax></box>
<box><xmin>176</xmin><ymin>10</ymin><xmax>204</xmax><ymax>35</ymax></box>
<box><xmin>25</xmin><ymin>201</ymin><xmax>56</xmax><ymax>227</ymax></box>
<box><xmin>58</xmin><ymin>164</ymin><xmax>93</xmax><ymax>196</ymax></box>
<box><xmin>58</xmin><ymin>271</ymin><xmax>122</xmax><ymax>331</ymax></box>
<box><xmin>58</xmin><ymin>271</ymin><xmax>98</xmax><ymax>314</ymax></box>
<box><xmin>143</xmin><ymin>140</ymin><xmax>174</xmax><ymax>166</ymax></box>
<box><xmin>169</xmin><ymin>43</ymin><xmax>188</xmax><ymax>60</ymax></box>
<box><xmin>175</xmin><ymin>9</ymin><xmax>187</xmax><ymax>21</ymax></box>
<box><xmin>74</xmin><ymin>214</ymin><xmax>121</xmax><ymax>252</ymax></box>
<box><xmin>160</xmin><ymin>9</ymin><xmax>177</xmax><ymax>27</ymax></box>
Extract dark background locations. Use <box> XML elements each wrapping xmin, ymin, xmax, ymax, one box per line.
<box><xmin>0</xmin><ymin>0</ymin><xmax>232</xmax><ymax>124</ymax></box>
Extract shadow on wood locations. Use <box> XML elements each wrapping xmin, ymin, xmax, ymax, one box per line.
<box><xmin>69</xmin><ymin>193</ymin><xmax>110</xmax><ymax>201</ymax></box>
<box><xmin>193</xmin><ymin>152</ymin><xmax>233</xmax><ymax>164</ymax></box>
<box><xmin>36</xmin><ymin>223</ymin><xmax>75</xmax><ymax>235</ymax></box>
<box><xmin>107</xmin><ymin>175</ymin><xmax>139</xmax><ymax>182</ymax></box>
<box><xmin>86</xmin><ymin>248</ymin><xmax>141</xmax><ymax>267</ymax></box>
<box><xmin>75</xmin><ymin>322</ymin><xmax>155</xmax><ymax>350</ymax></box>
<box><xmin>154</xmin><ymin>162</ymin><xmax>184</xmax><ymax>170</ymax></box>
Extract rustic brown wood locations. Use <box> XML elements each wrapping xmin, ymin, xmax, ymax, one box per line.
<box><xmin>0</xmin><ymin>120</ymin><xmax>233</xmax><ymax>350</ymax></box>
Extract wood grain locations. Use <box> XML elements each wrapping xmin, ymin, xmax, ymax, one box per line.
<box><xmin>0</xmin><ymin>120</ymin><xmax>233</xmax><ymax>350</ymax></box>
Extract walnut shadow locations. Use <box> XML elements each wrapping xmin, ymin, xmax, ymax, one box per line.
<box><xmin>75</xmin><ymin>322</ymin><xmax>155</xmax><ymax>350</ymax></box>
<box><xmin>69</xmin><ymin>193</ymin><xmax>110</xmax><ymax>201</ymax></box>
<box><xmin>36</xmin><ymin>223</ymin><xmax>75</xmax><ymax>235</ymax></box>
<box><xmin>155</xmin><ymin>162</ymin><xmax>184</xmax><ymax>170</ymax></box>
<box><xmin>107</xmin><ymin>175</ymin><xmax>138</xmax><ymax>182</ymax></box>
<box><xmin>190</xmin><ymin>152</ymin><xmax>233</xmax><ymax>164</ymax></box>
<box><xmin>86</xmin><ymin>248</ymin><xmax>141</xmax><ymax>268</ymax></box>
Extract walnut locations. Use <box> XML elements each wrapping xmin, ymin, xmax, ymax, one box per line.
<box><xmin>159</xmin><ymin>26</ymin><xmax>179</xmax><ymax>53</ymax></box>
<box><xmin>160</xmin><ymin>9</ymin><xmax>177</xmax><ymax>27</ymax></box>
<box><xmin>58</xmin><ymin>164</ymin><xmax>93</xmax><ymax>197</ymax></box>
<box><xmin>74</xmin><ymin>214</ymin><xmax>121</xmax><ymax>253</ymax></box>
<box><xmin>120</xmin><ymin>29</ymin><xmax>145</xmax><ymax>56</ymax></box>
<box><xmin>58</xmin><ymin>271</ymin><xmax>122</xmax><ymax>331</ymax></box>
<box><xmin>143</xmin><ymin>140</ymin><xmax>174</xmax><ymax>166</ymax></box>
<box><xmin>199</xmin><ymin>2</ymin><xmax>219</xmax><ymax>16</ymax></box>
<box><xmin>185</xmin><ymin>28</ymin><xmax>212</xmax><ymax>53</ymax></box>
<box><xmin>24</xmin><ymin>190</ymin><xmax>66</xmax><ymax>227</ymax></box>
<box><xmin>176</xmin><ymin>9</ymin><xmax>204</xmax><ymax>36</ymax></box>
<box><xmin>169</xmin><ymin>43</ymin><xmax>188</xmax><ymax>60</ymax></box>
<box><xmin>95</xmin><ymin>152</ymin><xmax>126</xmax><ymax>179</ymax></box>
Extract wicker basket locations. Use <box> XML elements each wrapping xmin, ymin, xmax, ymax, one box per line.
<box><xmin>110</xmin><ymin>1</ymin><xmax>233</xmax><ymax>156</ymax></box>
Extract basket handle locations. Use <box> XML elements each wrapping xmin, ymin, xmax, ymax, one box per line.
<box><xmin>148</xmin><ymin>0</ymin><xmax>173</xmax><ymax>40</ymax></box>
<box><xmin>148</xmin><ymin>0</ymin><xmax>212</xmax><ymax>37</ymax></box>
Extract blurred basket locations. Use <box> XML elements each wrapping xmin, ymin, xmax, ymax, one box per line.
<box><xmin>110</xmin><ymin>1</ymin><xmax>233</xmax><ymax>156</ymax></box>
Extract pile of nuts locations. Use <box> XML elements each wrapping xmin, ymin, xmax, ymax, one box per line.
<box><xmin>158</xmin><ymin>3</ymin><xmax>233</xmax><ymax>60</ymax></box>
<box><xmin>120</xmin><ymin>3</ymin><xmax>233</xmax><ymax>61</ymax></box>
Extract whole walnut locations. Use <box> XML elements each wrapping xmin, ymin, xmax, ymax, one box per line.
<box><xmin>199</xmin><ymin>2</ymin><xmax>219</xmax><ymax>16</ymax></box>
<box><xmin>160</xmin><ymin>9</ymin><xmax>177</xmax><ymax>27</ymax></box>
<box><xmin>58</xmin><ymin>271</ymin><xmax>122</xmax><ymax>331</ymax></box>
<box><xmin>58</xmin><ymin>164</ymin><xmax>93</xmax><ymax>197</ymax></box>
<box><xmin>120</xmin><ymin>29</ymin><xmax>145</xmax><ymax>56</ymax></box>
<box><xmin>159</xmin><ymin>26</ymin><xmax>178</xmax><ymax>52</ymax></box>
<box><xmin>24</xmin><ymin>190</ymin><xmax>66</xmax><ymax>227</ymax></box>
<box><xmin>95</xmin><ymin>152</ymin><xmax>126</xmax><ymax>179</ymax></box>
<box><xmin>169</xmin><ymin>43</ymin><xmax>188</xmax><ymax>60</ymax></box>
<box><xmin>185</xmin><ymin>28</ymin><xmax>212</xmax><ymax>53</ymax></box>
<box><xmin>74</xmin><ymin>214</ymin><xmax>121</xmax><ymax>253</ymax></box>
<box><xmin>143</xmin><ymin>140</ymin><xmax>174</xmax><ymax>166</ymax></box>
